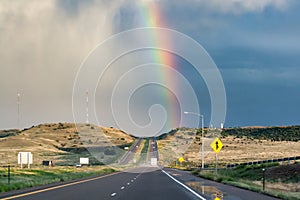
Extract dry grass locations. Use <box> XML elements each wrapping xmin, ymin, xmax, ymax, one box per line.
<box><xmin>253</xmin><ymin>181</ymin><xmax>300</xmax><ymax>193</ymax></box>
<box><xmin>203</xmin><ymin>136</ymin><xmax>300</xmax><ymax>165</ymax></box>
<box><xmin>0</xmin><ymin>123</ymin><xmax>134</xmax><ymax>166</ymax></box>
<box><xmin>157</xmin><ymin>128</ymin><xmax>197</xmax><ymax>165</ymax></box>
<box><xmin>157</xmin><ymin>128</ymin><xmax>300</xmax><ymax>166</ymax></box>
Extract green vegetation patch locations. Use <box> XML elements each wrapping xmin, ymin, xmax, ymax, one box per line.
<box><xmin>0</xmin><ymin>130</ymin><xmax>19</xmax><ymax>138</ymax></box>
<box><xmin>221</xmin><ymin>126</ymin><xmax>300</xmax><ymax>141</ymax></box>
<box><xmin>138</xmin><ymin>138</ymin><xmax>150</xmax><ymax>163</ymax></box>
<box><xmin>196</xmin><ymin>163</ymin><xmax>300</xmax><ymax>200</ymax></box>
<box><xmin>0</xmin><ymin>166</ymin><xmax>115</xmax><ymax>193</ymax></box>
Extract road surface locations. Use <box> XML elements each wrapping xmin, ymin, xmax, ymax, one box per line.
<box><xmin>0</xmin><ymin>167</ymin><xmax>280</xmax><ymax>200</ymax></box>
<box><xmin>147</xmin><ymin>137</ymin><xmax>159</xmax><ymax>162</ymax></box>
<box><xmin>118</xmin><ymin>138</ymin><xmax>142</xmax><ymax>165</ymax></box>
<box><xmin>164</xmin><ymin>168</ymin><xmax>280</xmax><ymax>200</ymax></box>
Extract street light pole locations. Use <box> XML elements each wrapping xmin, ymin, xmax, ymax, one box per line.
<box><xmin>184</xmin><ymin>111</ymin><xmax>205</xmax><ymax>169</ymax></box>
<box><xmin>201</xmin><ymin>114</ymin><xmax>204</xmax><ymax>169</ymax></box>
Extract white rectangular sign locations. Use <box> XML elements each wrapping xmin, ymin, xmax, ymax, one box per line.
<box><xmin>18</xmin><ymin>152</ymin><xmax>33</xmax><ymax>164</ymax></box>
<box><xmin>80</xmin><ymin>157</ymin><xmax>89</xmax><ymax>165</ymax></box>
<box><xmin>151</xmin><ymin>158</ymin><xmax>157</xmax><ymax>166</ymax></box>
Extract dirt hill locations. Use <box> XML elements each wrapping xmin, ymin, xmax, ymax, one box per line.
<box><xmin>0</xmin><ymin>123</ymin><xmax>134</xmax><ymax>166</ymax></box>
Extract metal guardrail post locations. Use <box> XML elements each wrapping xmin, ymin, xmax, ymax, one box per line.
<box><xmin>8</xmin><ymin>163</ymin><xmax>11</xmax><ymax>185</ymax></box>
<box><xmin>262</xmin><ymin>168</ymin><xmax>265</xmax><ymax>191</ymax></box>
<box><xmin>225</xmin><ymin>156</ymin><xmax>300</xmax><ymax>169</ymax></box>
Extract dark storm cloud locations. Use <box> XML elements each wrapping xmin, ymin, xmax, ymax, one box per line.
<box><xmin>144</xmin><ymin>0</ymin><xmax>300</xmax><ymax>126</ymax></box>
<box><xmin>0</xmin><ymin>0</ymin><xmax>299</xmax><ymax>129</ymax></box>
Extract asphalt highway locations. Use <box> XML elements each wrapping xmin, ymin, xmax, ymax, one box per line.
<box><xmin>147</xmin><ymin>137</ymin><xmax>159</xmax><ymax>162</ymax></box>
<box><xmin>0</xmin><ymin>167</ymin><xmax>280</xmax><ymax>200</ymax></box>
<box><xmin>0</xmin><ymin>138</ymin><xmax>280</xmax><ymax>200</ymax></box>
<box><xmin>1</xmin><ymin>167</ymin><xmax>200</xmax><ymax>200</ymax></box>
<box><xmin>118</xmin><ymin>138</ymin><xmax>142</xmax><ymax>165</ymax></box>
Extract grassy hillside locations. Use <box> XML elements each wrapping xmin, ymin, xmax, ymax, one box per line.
<box><xmin>157</xmin><ymin>126</ymin><xmax>300</xmax><ymax>167</ymax></box>
<box><xmin>0</xmin><ymin>123</ymin><xmax>134</xmax><ymax>166</ymax></box>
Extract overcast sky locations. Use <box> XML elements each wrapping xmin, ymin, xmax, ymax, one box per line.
<box><xmin>0</xmin><ymin>0</ymin><xmax>299</xmax><ymax>132</ymax></box>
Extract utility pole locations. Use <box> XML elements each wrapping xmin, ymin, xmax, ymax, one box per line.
<box><xmin>17</xmin><ymin>93</ymin><xmax>20</xmax><ymax>130</ymax></box>
<box><xmin>262</xmin><ymin>168</ymin><xmax>265</xmax><ymax>191</ymax></box>
<box><xmin>86</xmin><ymin>90</ymin><xmax>89</xmax><ymax>124</ymax></box>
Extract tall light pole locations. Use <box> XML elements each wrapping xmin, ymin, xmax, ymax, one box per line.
<box><xmin>184</xmin><ymin>111</ymin><xmax>205</xmax><ymax>169</ymax></box>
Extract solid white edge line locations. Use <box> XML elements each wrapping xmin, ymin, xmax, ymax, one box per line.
<box><xmin>161</xmin><ymin>170</ymin><xmax>207</xmax><ymax>200</ymax></box>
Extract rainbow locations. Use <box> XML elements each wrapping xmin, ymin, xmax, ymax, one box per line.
<box><xmin>139</xmin><ymin>1</ymin><xmax>180</xmax><ymax>132</ymax></box>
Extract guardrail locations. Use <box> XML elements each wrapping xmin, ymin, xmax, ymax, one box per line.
<box><xmin>226</xmin><ymin>156</ymin><xmax>300</xmax><ymax>168</ymax></box>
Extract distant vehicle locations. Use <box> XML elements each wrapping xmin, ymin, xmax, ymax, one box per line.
<box><xmin>75</xmin><ymin>164</ymin><xmax>82</xmax><ymax>168</ymax></box>
<box><xmin>42</xmin><ymin>160</ymin><xmax>53</xmax><ymax>166</ymax></box>
<box><xmin>151</xmin><ymin>158</ymin><xmax>157</xmax><ymax>166</ymax></box>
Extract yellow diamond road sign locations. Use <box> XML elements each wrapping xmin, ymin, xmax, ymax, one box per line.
<box><xmin>178</xmin><ymin>157</ymin><xmax>184</xmax><ymax>163</ymax></box>
<box><xmin>210</xmin><ymin>137</ymin><xmax>223</xmax><ymax>154</ymax></box>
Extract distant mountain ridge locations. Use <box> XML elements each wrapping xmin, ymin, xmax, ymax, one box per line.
<box><xmin>222</xmin><ymin>125</ymin><xmax>300</xmax><ymax>142</ymax></box>
<box><xmin>157</xmin><ymin>125</ymin><xmax>300</xmax><ymax>142</ymax></box>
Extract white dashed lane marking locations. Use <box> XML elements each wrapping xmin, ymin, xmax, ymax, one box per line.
<box><xmin>111</xmin><ymin>192</ymin><xmax>117</xmax><ymax>197</ymax></box>
<box><xmin>109</xmin><ymin>174</ymin><xmax>141</xmax><ymax>197</ymax></box>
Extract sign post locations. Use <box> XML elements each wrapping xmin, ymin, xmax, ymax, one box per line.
<box><xmin>210</xmin><ymin>137</ymin><xmax>223</xmax><ymax>174</ymax></box>
<box><xmin>178</xmin><ymin>157</ymin><xmax>184</xmax><ymax>167</ymax></box>
<box><xmin>262</xmin><ymin>168</ymin><xmax>265</xmax><ymax>191</ymax></box>
<box><xmin>8</xmin><ymin>163</ymin><xmax>10</xmax><ymax>185</ymax></box>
